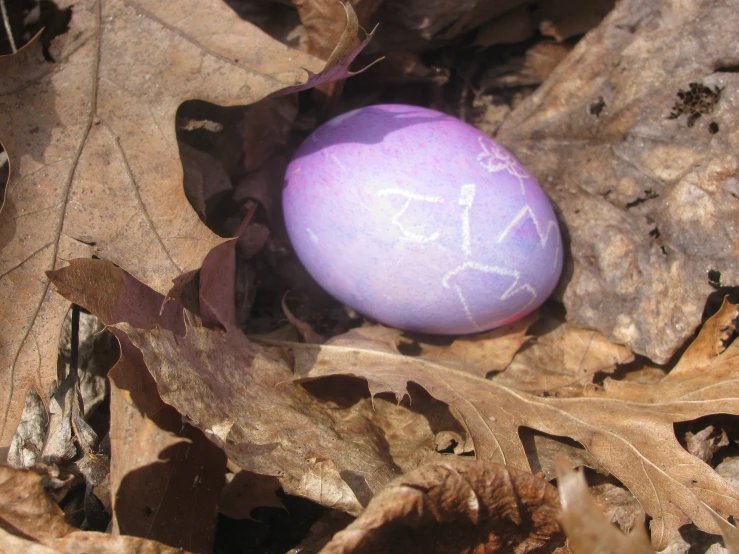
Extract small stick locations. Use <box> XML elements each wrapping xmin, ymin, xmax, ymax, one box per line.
<box><xmin>0</xmin><ymin>0</ymin><xmax>17</xmax><ymax>53</ymax></box>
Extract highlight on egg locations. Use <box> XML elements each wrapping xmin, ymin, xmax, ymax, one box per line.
<box><xmin>282</xmin><ymin>104</ymin><xmax>563</xmax><ymax>335</ymax></box>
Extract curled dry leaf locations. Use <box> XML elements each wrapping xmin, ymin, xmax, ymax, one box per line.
<box><xmin>556</xmin><ymin>459</ymin><xmax>652</xmax><ymax>554</ymax></box>
<box><xmin>0</xmin><ymin>465</ymin><xmax>191</xmax><ymax>554</ymax></box>
<box><xmin>291</xmin><ymin>300</ymin><xmax>739</xmax><ymax>548</ymax></box>
<box><xmin>318</xmin><ymin>458</ymin><xmax>565</xmax><ymax>554</ymax></box>
<box><xmin>0</xmin><ymin>0</ymin><xmax>375</xmax><ymax>448</ymax></box>
<box><xmin>270</xmin><ymin>2</ymin><xmax>383</xmax><ymax>97</ymax></box>
<box><xmin>48</xmin><ymin>260</ymin><xmax>225</xmax><ymax>552</ymax></box>
<box><xmin>291</xmin><ymin>0</ymin><xmax>385</xmax><ymax>60</ymax></box>
<box><xmin>497</xmin><ymin>0</ymin><xmax>739</xmax><ymax>363</ymax></box>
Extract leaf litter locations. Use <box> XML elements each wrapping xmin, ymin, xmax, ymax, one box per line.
<box><xmin>2</xmin><ymin>0</ymin><xmax>739</xmax><ymax>552</ymax></box>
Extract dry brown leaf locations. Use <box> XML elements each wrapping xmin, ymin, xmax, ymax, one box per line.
<box><xmin>115</xmin><ymin>315</ymin><xmax>398</xmax><ymax>516</ymax></box>
<box><xmin>0</xmin><ymin>0</ymin><xmax>375</xmax><ymax>448</ymax></box>
<box><xmin>269</xmin><ymin>2</ymin><xmax>383</xmax><ymax>97</ymax></box>
<box><xmin>494</xmin><ymin>315</ymin><xmax>634</xmax><ymax>393</ymax></box>
<box><xmin>556</xmin><ymin>460</ymin><xmax>652</xmax><ymax>554</ymax></box>
<box><xmin>291</xmin><ymin>0</ymin><xmax>384</xmax><ymax>60</ymax></box>
<box><xmin>47</xmin><ymin>260</ymin><xmax>225</xmax><ymax>552</ymax></box>
<box><xmin>318</xmin><ymin>458</ymin><xmax>564</xmax><ymax>554</ymax></box>
<box><xmin>709</xmin><ymin>511</ymin><xmax>739</xmax><ymax>554</ymax></box>
<box><xmin>414</xmin><ymin>312</ymin><xmax>536</xmax><ymax>379</ymax></box>
<box><xmin>496</xmin><ymin>0</ymin><xmax>739</xmax><ymax>363</ymax></box>
<box><xmin>289</xmin><ymin>301</ymin><xmax>739</xmax><ymax>548</ymax></box>
<box><xmin>0</xmin><ymin>465</ymin><xmax>192</xmax><ymax>554</ymax></box>
<box><xmin>53</xmin><ymin>260</ymin><xmax>470</xmax><ymax>516</ymax></box>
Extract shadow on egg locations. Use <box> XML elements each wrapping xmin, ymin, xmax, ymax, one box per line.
<box><xmin>292</xmin><ymin>104</ymin><xmax>446</xmax><ymax>159</ymax></box>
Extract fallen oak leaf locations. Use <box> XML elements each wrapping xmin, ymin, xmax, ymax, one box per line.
<box><xmin>51</xmin><ymin>261</ymin><xmax>458</xmax><ymax>518</ymax></box>
<box><xmin>48</xmin><ymin>260</ymin><xmax>225</xmax><ymax>552</ymax></box>
<box><xmin>317</xmin><ymin>458</ymin><xmax>565</xmax><ymax>554</ymax></box>
<box><xmin>285</xmin><ymin>304</ymin><xmax>739</xmax><ymax>548</ymax></box>
<box><xmin>493</xmin><ymin>315</ymin><xmax>635</xmax><ymax>394</ymax></box>
<box><xmin>0</xmin><ymin>0</ymin><xmax>377</xmax><ymax>448</ymax></box>
<box><xmin>113</xmin><ymin>313</ymin><xmax>398</xmax><ymax>516</ymax></box>
<box><xmin>291</xmin><ymin>0</ymin><xmax>385</xmax><ymax>60</ymax></box>
<box><xmin>413</xmin><ymin>312</ymin><xmax>536</xmax><ymax>378</ymax></box>
<box><xmin>0</xmin><ymin>465</ymin><xmax>193</xmax><ymax>554</ymax></box>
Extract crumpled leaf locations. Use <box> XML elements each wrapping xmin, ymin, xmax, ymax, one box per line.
<box><xmin>0</xmin><ymin>465</ymin><xmax>191</xmax><ymax>553</ymax></box>
<box><xmin>291</xmin><ymin>299</ymin><xmax>739</xmax><ymax>548</ymax></box>
<box><xmin>318</xmin><ymin>458</ymin><xmax>565</xmax><ymax>554</ymax></box>
<box><xmin>0</xmin><ymin>0</ymin><xmax>374</xmax><ymax>448</ymax></box>
<box><xmin>291</xmin><ymin>0</ymin><xmax>384</xmax><ymax>60</ymax></box>
<box><xmin>556</xmin><ymin>460</ymin><xmax>652</xmax><ymax>554</ymax></box>
<box><xmin>47</xmin><ymin>260</ymin><xmax>225</xmax><ymax>552</ymax></box>
<box><xmin>496</xmin><ymin>0</ymin><xmax>739</xmax><ymax>363</ymax></box>
<box><xmin>115</xmin><ymin>314</ymin><xmax>396</xmax><ymax>516</ymax></box>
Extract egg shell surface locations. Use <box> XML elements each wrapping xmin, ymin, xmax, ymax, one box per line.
<box><xmin>283</xmin><ymin>104</ymin><xmax>563</xmax><ymax>334</ymax></box>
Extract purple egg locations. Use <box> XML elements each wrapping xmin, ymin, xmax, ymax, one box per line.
<box><xmin>283</xmin><ymin>104</ymin><xmax>563</xmax><ymax>334</ymax></box>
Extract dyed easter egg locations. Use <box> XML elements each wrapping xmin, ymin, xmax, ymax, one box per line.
<box><xmin>283</xmin><ymin>104</ymin><xmax>563</xmax><ymax>334</ymax></box>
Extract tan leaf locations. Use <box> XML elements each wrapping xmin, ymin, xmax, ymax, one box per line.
<box><xmin>48</xmin><ymin>260</ymin><xmax>225</xmax><ymax>552</ymax></box>
<box><xmin>318</xmin><ymin>458</ymin><xmax>564</xmax><ymax>554</ymax></box>
<box><xmin>494</xmin><ymin>315</ymin><xmax>634</xmax><ymax>393</ymax></box>
<box><xmin>556</xmin><ymin>459</ymin><xmax>652</xmax><ymax>554</ymax></box>
<box><xmin>0</xmin><ymin>465</ymin><xmax>191</xmax><ymax>553</ymax></box>
<box><xmin>0</xmin><ymin>0</ymin><xmax>373</xmax><ymax>447</ymax></box>
<box><xmin>115</xmin><ymin>314</ymin><xmax>397</xmax><ymax>516</ymax></box>
<box><xmin>291</xmin><ymin>0</ymin><xmax>384</xmax><ymax>60</ymax></box>
<box><xmin>290</xmin><ymin>301</ymin><xmax>739</xmax><ymax>548</ymax></box>
<box><xmin>414</xmin><ymin>312</ymin><xmax>536</xmax><ymax>378</ymax></box>
<box><xmin>271</xmin><ymin>1</ymin><xmax>383</xmax><ymax>97</ymax></box>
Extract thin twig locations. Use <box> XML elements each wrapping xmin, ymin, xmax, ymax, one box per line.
<box><xmin>0</xmin><ymin>0</ymin><xmax>17</xmax><ymax>53</ymax></box>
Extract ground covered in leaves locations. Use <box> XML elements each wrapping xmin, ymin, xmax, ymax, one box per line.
<box><xmin>1</xmin><ymin>0</ymin><xmax>739</xmax><ymax>553</ymax></box>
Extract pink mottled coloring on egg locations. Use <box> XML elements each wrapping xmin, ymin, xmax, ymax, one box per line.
<box><xmin>283</xmin><ymin>104</ymin><xmax>563</xmax><ymax>334</ymax></box>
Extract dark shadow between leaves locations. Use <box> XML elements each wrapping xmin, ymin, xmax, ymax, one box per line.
<box><xmin>114</xmin><ymin>427</ymin><xmax>226</xmax><ymax>554</ymax></box>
